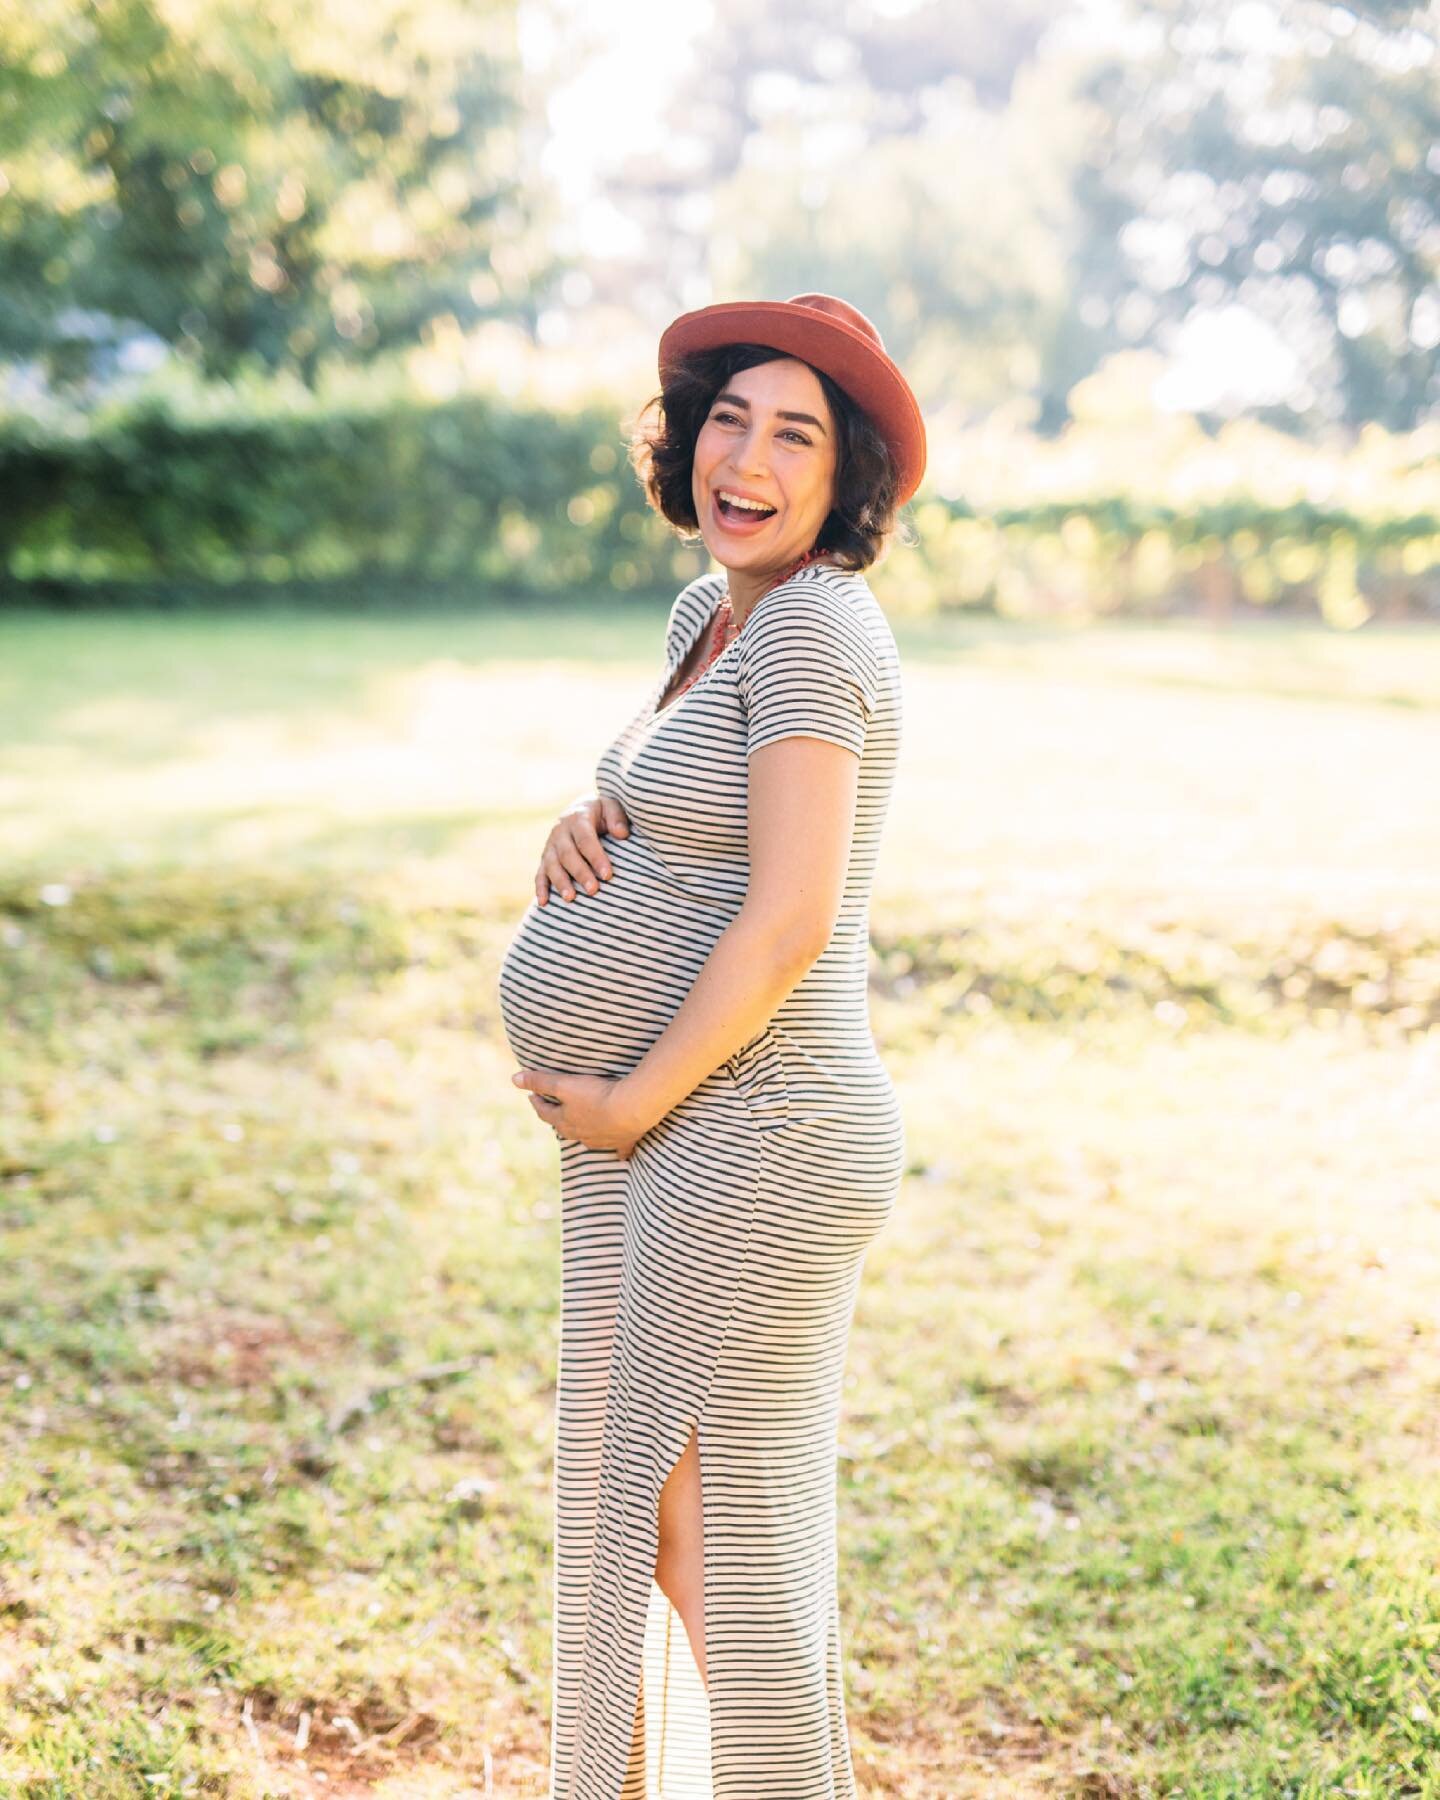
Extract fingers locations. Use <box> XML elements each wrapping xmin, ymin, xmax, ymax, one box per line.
<box><xmin>533</xmin><ymin>796</ymin><xmax>631</xmax><ymax>907</ymax></box>
<box><xmin>528</xmin><ymin>1094</ymin><xmax>565</xmax><ymax>1141</ymax></box>
<box><xmin>536</xmin><ymin>830</ymin><xmax>618</xmax><ymax>903</ymax></box>
<box><xmin>556</xmin><ymin>840</ymin><xmax>599</xmax><ymax>897</ymax></box>
<box><xmin>598</xmin><ymin>794</ymin><xmax>631</xmax><ymax>839</ymax></box>
<box><xmin>570</xmin><ymin>816</ymin><xmax>614</xmax><ymax>890</ymax></box>
<box><xmin>538</xmin><ymin>847</ymin><xmax>577</xmax><ymax>902</ymax></box>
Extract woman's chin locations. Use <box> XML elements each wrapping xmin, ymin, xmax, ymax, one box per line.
<box><xmin>704</xmin><ymin>534</ymin><xmax>794</xmax><ymax>573</ymax></box>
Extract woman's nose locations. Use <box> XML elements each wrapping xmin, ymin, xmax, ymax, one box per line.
<box><xmin>730</xmin><ymin>436</ymin><xmax>771</xmax><ymax>479</ymax></box>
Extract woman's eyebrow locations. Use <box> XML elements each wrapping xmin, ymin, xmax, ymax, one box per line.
<box><xmin>713</xmin><ymin>390</ymin><xmax>828</xmax><ymax>435</ymax></box>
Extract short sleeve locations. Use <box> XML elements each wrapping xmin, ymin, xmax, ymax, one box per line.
<box><xmin>736</xmin><ymin>582</ymin><xmax>879</xmax><ymax>758</ymax></box>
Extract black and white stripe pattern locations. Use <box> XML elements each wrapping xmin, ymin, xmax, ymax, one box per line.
<box><xmin>498</xmin><ymin>561</ymin><xmax>906</xmax><ymax>1797</ymax></box>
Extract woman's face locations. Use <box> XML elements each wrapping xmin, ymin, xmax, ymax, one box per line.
<box><xmin>690</xmin><ymin>357</ymin><xmax>838</xmax><ymax>579</ymax></box>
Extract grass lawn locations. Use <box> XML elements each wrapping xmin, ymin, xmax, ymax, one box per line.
<box><xmin>1</xmin><ymin>599</ymin><xmax>1438</xmax><ymax>1798</ymax></box>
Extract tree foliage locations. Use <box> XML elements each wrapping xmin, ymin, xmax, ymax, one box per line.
<box><xmin>1074</xmin><ymin>0</ymin><xmax>1440</xmax><ymax>431</ymax></box>
<box><xmin>544</xmin><ymin>0</ymin><xmax>1438</xmax><ymax>437</ymax></box>
<box><xmin>0</xmin><ymin>0</ymin><xmax>537</xmax><ymax>389</ymax></box>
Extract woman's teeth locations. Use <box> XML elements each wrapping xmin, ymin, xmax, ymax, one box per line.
<box><xmin>716</xmin><ymin>492</ymin><xmax>776</xmax><ymax>521</ymax></box>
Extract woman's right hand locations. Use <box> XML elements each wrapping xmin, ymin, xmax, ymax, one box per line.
<box><xmin>535</xmin><ymin>793</ymin><xmax>632</xmax><ymax>905</ymax></box>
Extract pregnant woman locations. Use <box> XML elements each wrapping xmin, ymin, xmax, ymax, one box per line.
<box><xmin>497</xmin><ymin>291</ymin><xmax>925</xmax><ymax>1799</ymax></box>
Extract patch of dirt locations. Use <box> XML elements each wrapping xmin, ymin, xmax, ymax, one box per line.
<box><xmin>232</xmin><ymin>1687</ymin><xmax>548</xmax><ymax>1799</ymax></box>
<box><xmin>854</xmin><ymin>1696</ymin><xmax>1141</xmax><ymax>1799</ymax></box>
<box><xmin>160</xmin><ymin>1311</ymin><xmax>351</xmax><ymax>1392</ymax></box>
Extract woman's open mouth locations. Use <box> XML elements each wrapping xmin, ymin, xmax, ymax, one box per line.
<box><xmin>712</xmin><ymin>489</ymin><xmax>778</xmax><ymax>535</ymax></box>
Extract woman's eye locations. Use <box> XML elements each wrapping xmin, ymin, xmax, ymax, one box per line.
<box><xmin>711</xmin><ymin>410</ymin><xmax>808</xmax><ymax>445</ymax></box>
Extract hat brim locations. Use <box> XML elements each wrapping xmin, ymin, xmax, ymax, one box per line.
<box><xmin>658</xmin><ymin>301</ymin><xmax>927</xmax><ymax>506</ymax></box>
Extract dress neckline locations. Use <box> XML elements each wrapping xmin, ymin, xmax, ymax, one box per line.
<box><xmin>650</xmin><ymin>554</ymin><xmax>840</xmax><ymax>723</ymax></box>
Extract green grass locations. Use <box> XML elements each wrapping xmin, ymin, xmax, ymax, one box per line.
<box><xmin>2</xmin><ymin>601</ymin><xmax>1438</xmax><ymax>1798</ymax></box>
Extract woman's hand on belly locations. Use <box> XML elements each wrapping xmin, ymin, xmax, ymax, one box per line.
<box><xmin>510</xmin><ymin>1065</ymin><xmax>651</xmax><ymax>1158</ymax></box>
<box><xmin>535</xmin><ymin>792</ymin><xmax>631</xmax><ymax>905</ymax></box>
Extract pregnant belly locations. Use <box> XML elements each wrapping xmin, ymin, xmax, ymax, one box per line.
<box><xmin>497</xmin><ymin>829</ymin><xmax>730</xmax><ymax>1078</ymax></box>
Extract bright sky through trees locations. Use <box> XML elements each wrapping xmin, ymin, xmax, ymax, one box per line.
<box><xmin>518</xmin><ymin>0</ymin><xmax>713</xmax><ymax>259</ymax></box>
<box><xmin>516</xmin><ymin>0</ymin><xmax>1438</xmax><ymax>420</ymax></box>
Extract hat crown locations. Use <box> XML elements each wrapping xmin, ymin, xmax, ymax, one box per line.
<box><xmin>784</xmin><ymin>292</ymin><xmax>885</xmax><ymax>352</ymax></box>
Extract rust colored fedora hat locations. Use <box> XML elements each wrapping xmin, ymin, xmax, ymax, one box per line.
<box><xmin>657</xmin><ymin>292</ymin><xmax>927</xmax><ymax>505</ymax></box>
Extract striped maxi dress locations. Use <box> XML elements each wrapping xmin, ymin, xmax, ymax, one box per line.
<box><xmin>496</xmin><ymin>559</ymin><xmax>907</xmax><ymax>1798</ymax></box>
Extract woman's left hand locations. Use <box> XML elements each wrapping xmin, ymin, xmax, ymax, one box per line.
<box><xmin>511</xmin><ymin>1068</ymin><xmax>650</xmax><ymax>1158</ymax></box>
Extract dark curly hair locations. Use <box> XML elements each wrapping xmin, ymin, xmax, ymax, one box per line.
<box><xmin>626</xmin><ymin>343</ymin><xmax>915</xmax><ymax>573</ymax></box>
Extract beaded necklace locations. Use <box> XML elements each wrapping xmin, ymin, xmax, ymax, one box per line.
<box><xmin>658</xmin><ymin>546</ymin><xmax>835</xmax><ymax>713</ymax></box>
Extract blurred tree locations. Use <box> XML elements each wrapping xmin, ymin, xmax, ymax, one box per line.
<box><xmin>0</xmin><ymin>0</ymin><xmax>547</xmax><ymax>393</ymax></box>
<box><xmin>700</xmin><ymin>76</ymin><xmax>1081</xmax><ymax>424</ymax></box>
<box><xmin>562</xmin><ymin>0</ymin><xmax>1070</xmax><ymax>417</ymax></box>
<box><xmin>1070</xmin><ymin>0</ymin><xmax>1440</xmax><ymax>432</ymax></box>
<box><xmin>634</xmin><ymin>0</ymin><xmax>1052</xmax><ymax>181</ymax></box>
<box><xmin>524</xmin><ymin>0</ymin><xmax>1434</xmax><ymax>441</ymax></box>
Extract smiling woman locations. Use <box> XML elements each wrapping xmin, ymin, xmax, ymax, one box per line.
<box><xmin>640</xmin><ymin>303</ymin><xmax>917</xmax><ymax>607</ymax></box>
<box><xmin>496</xmin><ymin>293</ymin><xmax>926</xmax><ymax>1800</ymax></box>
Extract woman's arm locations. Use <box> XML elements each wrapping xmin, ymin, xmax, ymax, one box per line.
<box><xmin>613</xmin><ymin>731</ymin><xmax>859</xmax><ymax>1134</ymax></box>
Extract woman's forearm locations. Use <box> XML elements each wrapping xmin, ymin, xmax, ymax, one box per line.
<box><xmin>616</xmin><ymin>911</ymin><xmax>822</xmax><ymax>1133</ymax></box>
